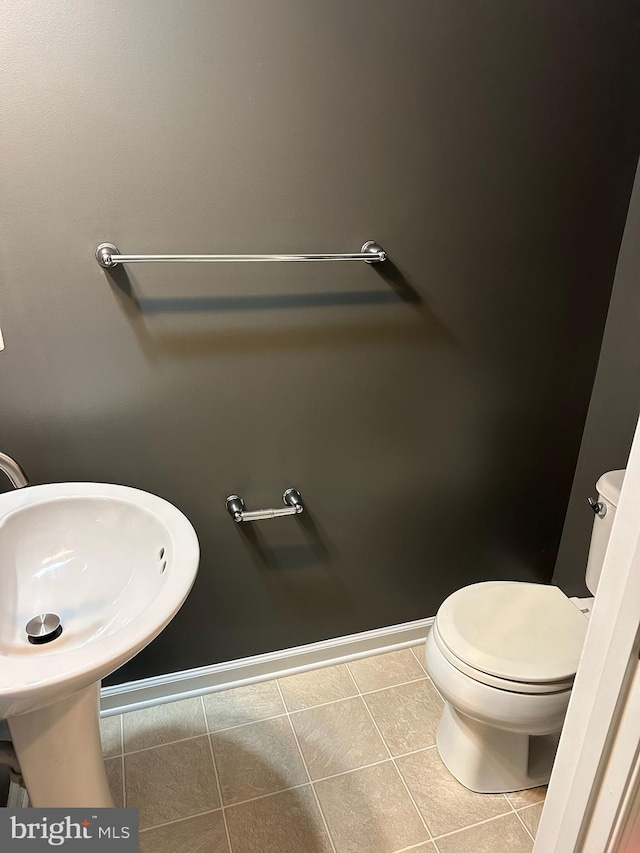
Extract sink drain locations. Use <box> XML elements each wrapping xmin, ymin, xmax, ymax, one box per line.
<box><xmin>26</xmin><ymin>613</ymin><xmax>63</xmax><ymax>645</ymax></box>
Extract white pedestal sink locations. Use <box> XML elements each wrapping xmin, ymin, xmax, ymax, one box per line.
<box><xmin>0</xmin><ymin>482</ymin><xmax>199</xmax><ymax>807</ymax></box>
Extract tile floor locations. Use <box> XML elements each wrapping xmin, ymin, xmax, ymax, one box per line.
<box><xmin>100</xmin><ymin>644</ymin><xmax>545</xmax><ymax>853</ymax></box>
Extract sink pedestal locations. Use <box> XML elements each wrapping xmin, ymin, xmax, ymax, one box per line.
<box><xmin>8</xmin><ymin>682</ymin><xmax>115</xmax><ymax>807</ymax></box>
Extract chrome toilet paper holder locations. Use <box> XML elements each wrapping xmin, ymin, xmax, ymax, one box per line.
<box><xmin>226</xmin><ymin>489</ymin><xmax>304</xmax><ymax>522</ymax></box>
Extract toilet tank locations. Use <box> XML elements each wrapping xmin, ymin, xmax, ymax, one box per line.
<box><xmin>585</xmin><ymin>469</ymin><xmax>626</xmax><ymax>594</ymax></box>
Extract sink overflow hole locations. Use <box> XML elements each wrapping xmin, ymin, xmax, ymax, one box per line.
<box><xmin>161</xmin><ymin>560</ymin><xmax>167</xmax><ymax>573</ymax></box>
<box><xmin>158</xmin><ymin>547</ymin><xmax>165</xmax><ymax>560</ymax></box>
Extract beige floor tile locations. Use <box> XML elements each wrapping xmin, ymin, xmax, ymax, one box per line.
<box><xmin>290</xmin><ymin>697</ymin><xmax>388</xmax><ymax>780</ymax></box>
<box><xmin>315</xmin><ymin>761</ymin><xmax>429</xmax><ymax>853</ymax></box>
<box><xmin>104</xmin><ymin>757</ymin><xmax>123</xmax><ymax>808</ymax></box>
<box><xmin>435</xmin><ymin>813</ymin><xmax>533</xmax><ymax>853</ymax></box>
<box><xmin>279</xmin><ymin>664</ymin><xmax>358</xmax><ymax>711</ymax></box>
<box><xmin>348</xmin><ymin>649</ymin><xmax>425</xmax><ymax>693</ymax></box>
<box><xmin>211</xmin><ymin>716</ymin><xmax>308</xmax><ymax>805</ymax></box>
<box><xmin>396</xmin><ymin>747</ymin><xmax>510</xmax><ymax>837</ymax></box>
<box><xmin>364</xmin><ymin>679</ymin><xmax>443</xmax><ymax>755</ymax></box>
<box><xmin>100</xmin><ymin>714</ymin><xmax>122</xmax><ymax>757</ymax></box>
<box><xmin>203</xmin><ymin>681</ymin><xmax>285</xmax><ymax>732</ymax></box>
<box><xmin>506</xmin><ymin>785</ymin><xmax>547</xmax><ymax>808</ymax></box>
<box><xmin>518</xmin><ymin>802</ymin><xmax>544</xmax><ymax>838</ymax></box>
<box><xmin>125</xmin><ymin>735</ymin><xmax>219</xmax><ymax>829</ymax></box>
<box><xmin>123</xmin><ymin>697</ymin><xmax>207</xmax><ymax>752</ymax></box>
<box><xmin>226</xmin><ymin>785</ymin><xmax>333</xmax><ymax>853</ymax></box>
<box><xmin>140</xmin><ymin>810</ymin><xmax>229</xmax><ymax>853</ymax></box>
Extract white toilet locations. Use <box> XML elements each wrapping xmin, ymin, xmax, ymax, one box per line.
<box><xmin>425</xmin><ymin>469</ymin><xmax>625</xmax><ymax>794</ymax></box>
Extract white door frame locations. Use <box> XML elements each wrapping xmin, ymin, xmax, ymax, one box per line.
<box><xmin>535</xmin><ymin>415</ymin><xmax>640</xmax><ymax>852</ymax></box>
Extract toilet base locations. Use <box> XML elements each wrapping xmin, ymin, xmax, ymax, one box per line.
<box><xmin>436</xmin><ymin>702</ymin><xmax>559</xmax><ymax>794</ymax></box>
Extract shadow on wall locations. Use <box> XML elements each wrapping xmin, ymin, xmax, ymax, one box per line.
<box><xmin>231</xmin><ymin>505</ymin><xmax>361</xmax><ymax>627</ymax></box>
<box><xmin>103</xmin><ymin>260</ymin><xmax>454</xmax><ymax>359</ymax></box>
<box><xmin>236</xmin><ymin>504</ymin><xmax>332</xmax><ymax>570</ymax></box>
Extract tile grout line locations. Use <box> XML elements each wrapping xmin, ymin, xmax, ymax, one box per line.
<box><xmin>345</xmin><ymin>661</ymin><xmax>435</xmax><ymax>845</ymax></box>
<box><xmin>502</xmin><ymin>790</ymin><xmax>539</xmax><ymax>843</ymax></box>
<box><xmin>274</xmin><ymin>680</ymin><xmax>339</xmax><ymax>853</ymax></box>
<box><xmin>517</xmin><ymin>801</ymin><xmax>545</xmax><ymax>813</ymax></box>
<box><xmin>120</xmin><ymin>752</ymin><xmax>126</xmax><ymax>808</ymax></box>
<box><xmin>409</xmin><ymin>644</ymin><xmax>428</xmax><ymax>674</ymax></box>
<box><xmin>513</xmin><ymin>809</ymin><xmax>536</xmax><ymax>844</ymax></box>
<box><xmin>510</xmin><ymin>798</ymin><xmax>541</xmax><ymax>843</ymax></box>
<box><xmin>357</xmin><ymin>676</ymin><xmax>434</xmax><ymax>699</ymax></box>
<box><xmin>220</xmin><ymin>781</ymin><xmax>313</xmax><ymax>810</ymax></box>
<box><xmin>282</xmin><ymin>673</ymin><xmax>432</xmax><ymax>712</ymax></box>
<box><xmin>201</xmin><ymin>695</ymin><xmax>234</xmax><ymax>853</ymax></box>
<box><xmin>343</xmin><ymin>657</ymin><xmax>368</xmax><ymax>694</ymax></box>
<box><xmin>409</xmin><ymin>643</ymin><xmax>445</xmax><ymax>703</ymax></box>
<box><xmin>502</xmin><ymin>792</ymin><xmax>535</xmax><ymax>841</ymax></box>
<box><xmin>207</xmin><ymin>712</ymin><xmax>289</xmax><ymax>734</ymax></box>
<box><xmin>430</xmin><ymin>809</ymin><xmax>530</xmax><ymax>842</ymax></box>
<box><xmin>409</xmin><ymin>643</ymin><xmax>445</xmax><ymax>707</ymax></box>
<box><xmin>392</xmin><ymin>842</ymin><xmax>440</xmax><ymax>853</ymax></box>
<box><xmin>140</xmin><ymin>806</ymin><xmax>224</xmax><ymax>834</ymax></box>
<box><xmin>121</xmin><ymin>730</ymin><xmax>213</xmax><ymax>756</ymax></box>
<box><xmin>119</xmin><ymin>715</ymin><xmax>126</xmax><ymax>807</ymax></box>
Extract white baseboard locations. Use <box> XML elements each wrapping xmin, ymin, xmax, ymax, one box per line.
<box><xmin>100</xmin><ymin>616</ymin><xmax>434</xmax><ymax>717</ymax></box>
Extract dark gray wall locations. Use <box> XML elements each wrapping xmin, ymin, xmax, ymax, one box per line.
<box><xmin>554</xmin><ymin>162</ymin><xmax>640</xmax><ymax>595</ymax></box>
<box><xmin>1</xmin><ymin>2</ymin><xmax>639</xmax><ymax>684</ymax></box>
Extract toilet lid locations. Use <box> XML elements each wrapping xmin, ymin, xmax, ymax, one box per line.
<box><xmin>436</xmin><ymin>582</ymin><xmax>588</xmax><ymax>684</ymax></box>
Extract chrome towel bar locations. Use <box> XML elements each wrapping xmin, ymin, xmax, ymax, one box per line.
<box><xmin>226</xmin><ymin>489</ymin><xmax>304</xmax><ymax>522</ymax></box>
<box><xmin>95</xmin><ymin>241</ymin><xmax>386</xmax><ymax>268</ymax></box>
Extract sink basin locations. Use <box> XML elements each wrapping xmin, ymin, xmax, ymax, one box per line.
<box><xmin>0</xmin><ymin>482</ymin><xmax>199</xmax><ymax>806</ymax></box>
<box><xmin>0</xmin><ymin>482</ymin><xmax>199</xmax><ymax>717</ymax></box>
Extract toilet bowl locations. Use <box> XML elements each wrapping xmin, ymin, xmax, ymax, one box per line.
<box><xmin>424</xmin><ymin>469</ymin><xmax>625</xmax><ymax>794</ymax></box>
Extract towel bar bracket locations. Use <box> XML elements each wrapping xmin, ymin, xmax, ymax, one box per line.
<box><xmin>96</xmin><ymin>243</ymin><xmax>120</xmax><ymax>268</ymax></box>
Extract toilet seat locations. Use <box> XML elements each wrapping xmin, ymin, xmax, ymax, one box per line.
<box><xmin>431</xmin><ymin>622</ymin><xmax>574</xmax><ymax>694</ymax></box>
<box><xmin>435</xmin><ymin>581</ymin><xmax>588</xmax><ymax>686</ymax></box>
<box><xmin>426</xmin><ymin>627</ymin><xmax>572</xmax><ymax>736</ymax></box>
